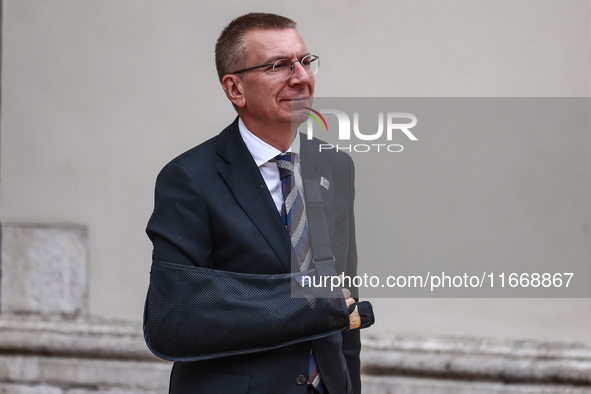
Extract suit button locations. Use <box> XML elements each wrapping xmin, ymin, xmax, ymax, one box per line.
<box><xmin>295</xmin><ymin>374</ymin><xmax>307</xmax><ymax>385</ymax></box>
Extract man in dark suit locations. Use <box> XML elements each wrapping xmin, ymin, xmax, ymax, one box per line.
<box><xmin>146</xmin><ymin>13</ymin><xmax>369</xmax><ymax>394</ymax></box>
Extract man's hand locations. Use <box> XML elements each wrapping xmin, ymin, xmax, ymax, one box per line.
<box><xmin>342</xmin><ymin>288</ymin><xmax>355</xmax><ymax>308</ymax></box>
<box><xmin>341</xmin><ymin>287</ymin><xmax>360</xmax><ymax>328</ymax></box>
<box><xmin>341</xmin><ymin>287</ymin><xmax>375</xmax><ymax>330</ymax></box>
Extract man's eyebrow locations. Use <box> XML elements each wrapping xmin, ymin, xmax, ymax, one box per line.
<box><xmin>261</xmin><ymin>52</ymin><xmax>311</xmax><ymax>64</ymax></box>
<box><xmin>260</xmin><ymin>56</ymin><xmax>285</xmax><ymax>64</ymax></box>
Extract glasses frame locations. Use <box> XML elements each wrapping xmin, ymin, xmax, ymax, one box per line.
<box><xmin>228</xmin><ymin>55</ymin><xmax>319</xmax><ymax>80</ymax></box>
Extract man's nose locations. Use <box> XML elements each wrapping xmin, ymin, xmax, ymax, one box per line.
<box><xmin>288</xmin><ymin>61</ymin><xmax>313</xmax><ymax>85</ymax></box>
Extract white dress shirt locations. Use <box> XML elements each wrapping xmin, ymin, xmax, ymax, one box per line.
<box><xmin>238</xmin><ymin>117</ymin><xmax>305</xmax><ymax>215</ymax></box>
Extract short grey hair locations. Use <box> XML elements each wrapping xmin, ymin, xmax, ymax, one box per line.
<box><xmin>215</xmin><ymin>13</ymin><xmax>297</xmax><ymax>81</ymax></box>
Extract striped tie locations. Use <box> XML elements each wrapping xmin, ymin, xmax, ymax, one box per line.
<box><xmin>274</xmin><ymin>153</ymin><xmax>312</xmax><ymax>271</ymax></box>
<box><xmin>273</xmin><ymin>153</ymin><xmax>321</xmax><ymax>392</ymax></box>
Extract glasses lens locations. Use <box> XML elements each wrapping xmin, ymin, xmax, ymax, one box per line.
<box><xmin>301</xmin><ymin>55</ymin><xmax>319</xmax><ymax>77</ymax></box>
<box><xmin>273</xmin><ymin>56</ymin><xmax>320</xmax><ymax>79</ymax></box>
<box><xmin>273</xmin><ymin>59</ymin><xmax>293</xmax><ymax>79</ymax></box>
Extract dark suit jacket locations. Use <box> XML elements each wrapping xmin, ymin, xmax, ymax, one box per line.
<box><xmin>146</xmin><ymin>118</ymin><xmax>361</xmax><ymax>394</ymax></box>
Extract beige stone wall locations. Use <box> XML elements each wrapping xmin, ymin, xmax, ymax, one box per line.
<box><xmin>1</xmin><ymin>0</ymin><xmax>590</xmax><ymax>356</ymax></box>
<box><xmin>0</xmin><ymin>317</ymin><xmax>170</xmax><ymax>393</ymax></box>
<box><xmin>0</xmin><ymin>223</ymin><xmax>169</xmax><ymax>392</ymax></box>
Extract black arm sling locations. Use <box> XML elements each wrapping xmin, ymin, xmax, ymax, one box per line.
<box><xmin>143</xmin><ymin>178</ymin><xmax>352</xmax><ymax>362</ymax></box>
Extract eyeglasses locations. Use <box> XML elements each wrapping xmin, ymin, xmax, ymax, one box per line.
<box><xmin>229</xmin><ymin>55</ymin><xmax>319</xmax><ymax>80</ymax></box>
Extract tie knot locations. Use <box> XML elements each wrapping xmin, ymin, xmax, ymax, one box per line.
<box><xmin>273</xmin><ymin>153</ymin><xmax>296</xmax><ymax>179</ymax></box>
<box><xmin>275</xmin><ymin>152</ymin><xmax>296</xmax><ymax>163</ymax></box>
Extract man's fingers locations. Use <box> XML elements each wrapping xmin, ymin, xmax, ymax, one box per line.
<box><xmin>342</xmin><ymin>288</ymin><xmax>351</xmax><ymax>299</ymax></box>
<box><xmin>348</xmin><ymin>301</ymin><xmax>375</xmax><ymax>330</ymax></box>
<box><xmin>349</xmin><ymin>305</ymin><xmax>361</xmax><ymax>329</ymax></box>
<box><xmin>345</xmin><ymin>297</ymin><xmax>355</xmax><ymax>308</ymax></box>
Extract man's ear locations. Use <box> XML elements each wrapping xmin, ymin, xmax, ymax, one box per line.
<box><xmin>221</xmin><ymin>74</ymin><xmax>246</xmax><ymax>108</ymax></box>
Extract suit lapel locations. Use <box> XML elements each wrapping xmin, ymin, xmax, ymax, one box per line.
<box><xmin>216</xmin><ymin>120</ymin><xmax>292</xmax><ymax>272</ymax></box>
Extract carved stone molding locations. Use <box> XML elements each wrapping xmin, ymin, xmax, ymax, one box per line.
<box><xmin>361</xmin><ymin>332</ymin><xmax>591</xmax><ymax>393</ymax></box>
<box><xmin>0</xmin><ymin>315</ymin><xmax>169</xmax><ymax>393</ymax></box>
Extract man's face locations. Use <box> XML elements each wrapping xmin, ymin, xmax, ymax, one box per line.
<box><xmin>237</xmin><ymin>28</ymin><xmax>315</xmax><ymax>128</ymax></box>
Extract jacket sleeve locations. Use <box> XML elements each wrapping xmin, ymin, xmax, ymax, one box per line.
<box><xmin>144</xmin><ymin>161</ymin><xmax>350</xmax><ymax>361</ymax></box>
<box><xmin>146</xmin><ymin>161</ymin><xmax>213</xmax><ymax>268</ymax></box>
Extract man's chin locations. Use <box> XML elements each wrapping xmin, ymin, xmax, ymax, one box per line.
<box><xmin>286</xmin><ymin>97</ymin><xmax>314</xmax><ymax>126</ymax></box>
<box><xmin>290</xmin><ymin>111</ymin><xmax>309</xmax><ymax>127</ymax></box>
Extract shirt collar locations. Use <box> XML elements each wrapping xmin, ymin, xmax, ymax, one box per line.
<box><xmin>238</xmin><ymin>117</ymin><xmax>300</xmax><ymax>167</ymax></box>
